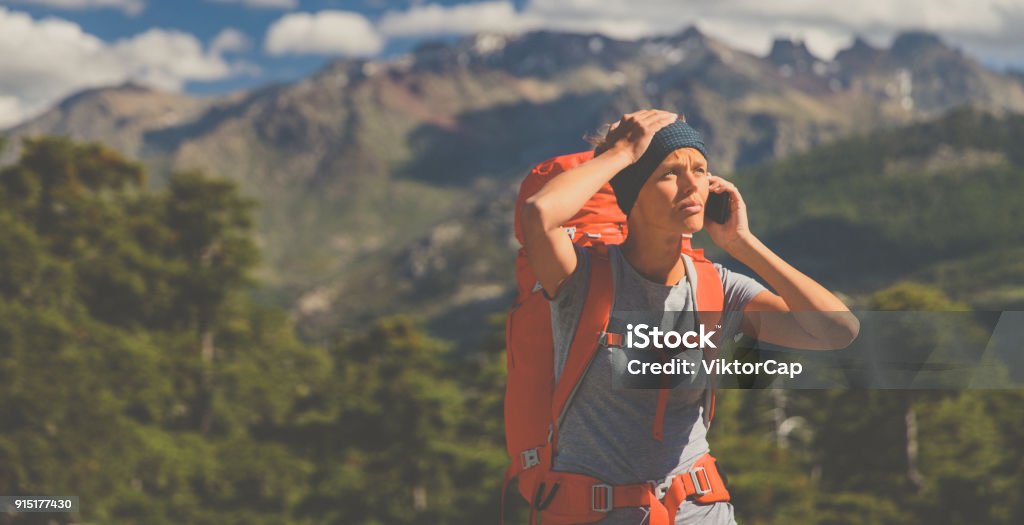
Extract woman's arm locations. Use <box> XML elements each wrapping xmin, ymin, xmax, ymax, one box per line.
<box><xmin>520</xmin><ymin>110</ymin><xmax>678</xmax><ymax>297</ymax></box>
<box><xmin>705</xmin><ymin>177</ymin><xmax>860</xmax><ymax>350</ymax></box>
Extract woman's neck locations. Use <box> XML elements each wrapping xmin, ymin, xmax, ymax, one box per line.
<box><xmin>621</xmin><ymin>225</ymin><xmax>686</xmax><ymax>286</ymax></box>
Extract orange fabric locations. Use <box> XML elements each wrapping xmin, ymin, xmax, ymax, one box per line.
<box><xmin>652</xmin><ymin>388</ymin><xmax>669</xmax><ymax>441</ymax></box>
<box><xmin>513</xmin><ymin>152</ymin><xmax>627</xmax><ymax>288</ymax></box>
<box><xmin>504</xmin><ymin>286</ymin><xmax>556</xmax><ymax>498</ymax></box>
<box><xmin>537</xmin><ymin>453</ymin><xmax>731</xmax><ymax>525</ymax></box>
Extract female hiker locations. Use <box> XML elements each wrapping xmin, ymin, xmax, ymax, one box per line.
<box><xmin>517</xmin><ymin>109</ymin><xmax>859</xmax><ymax>524</ymax></box>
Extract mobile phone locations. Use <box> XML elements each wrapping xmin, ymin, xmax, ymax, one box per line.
<box><xmin>705</xmin><ymin>191</ymin><xmax>732</xmax><ymax>224</ymax></box>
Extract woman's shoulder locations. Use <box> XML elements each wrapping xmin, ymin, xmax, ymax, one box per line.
<box><xmin>713</xmin><ymin>262</ymin><xmax>767</xmax><ymax>312</ymax></box>
<box><xmin>546</xmin><ymin>244</ymin><xmax>593</xmax><ymax>306</ymax></box>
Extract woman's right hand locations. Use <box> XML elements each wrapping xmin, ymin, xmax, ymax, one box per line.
<box><xmin>602</xmin><ymin>109</ymin><xmax>679</xmax><ymax>164</ymax></box>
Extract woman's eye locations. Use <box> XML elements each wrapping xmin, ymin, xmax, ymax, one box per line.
<box><xmin>661</xmin><ymin>172</ymin><xmax>677</xmax><ymax>179</ymax></box>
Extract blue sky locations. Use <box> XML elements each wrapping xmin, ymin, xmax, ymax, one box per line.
<box><xmin>1</xmin><ymin>0</ymin><xmax>1022</xmax><ymax>128</ymax></box>
<box><xmin>0</xmin><ymin>1</ymin><xmax>474</xmax><ymax>95</ymax></box>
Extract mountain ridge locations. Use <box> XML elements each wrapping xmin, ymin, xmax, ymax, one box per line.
<box><xmin>370</xmin><ymin>107</ymin><xmax>1024</xmax><ymax>349</ymax></box>
<box><xmin>3</xmin><ymin>28</ymin><xmax>1022</xmax><ymax>339</ymax></box>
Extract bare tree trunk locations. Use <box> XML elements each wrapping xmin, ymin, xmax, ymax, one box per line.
<box><xmin>413</xmin><ymin>485</ymin><xmax>427</xmax><ymax>511</ymax></box>
<box><xmin>771</xmin><ymin>388</ymin><xmax>788</xmax><ymax>448</ymax></box>
<box><xmin>906</xmin><ymin>402</ymin><xmax>923</xmax><ymax>489</ymax></box>
<box><xmin>201</xmin><ymin>328</ymin><xmax>215</xmax><ymax>364</ymax></box>
<box><xmin>199</xmin><ymin>323</ymin><xmax>215</xmax><ymax>435</ymax></box>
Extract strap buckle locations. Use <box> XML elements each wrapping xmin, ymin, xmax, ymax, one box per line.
<box><xmin>598</xmin><ymin>331</ymin><xmax>623</xmax><ymax>347</ymax></box>
<box><xmin>521</xmin><ymin>448</ymin><xmax>540</xmax><ymax>470</ymax></box>
<box><xmin>690</xmin><ymin>466</ymin><xmax>712</xmax><ymax>496</ymax></box>
<box><xmin>591</xmin><ymin>483</ymin><xmax>613</xmax><ymax>512</ymax></box>
<box><xmin>648</xmin><ymin>475</ymin><xmax>674</xmax><ymax>500</ymax></box>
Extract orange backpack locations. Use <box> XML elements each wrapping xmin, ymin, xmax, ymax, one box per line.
<box><xmin>503</xmin><ymin>150</ymin><xmax>727</xmax><ymax>521</ymax></box>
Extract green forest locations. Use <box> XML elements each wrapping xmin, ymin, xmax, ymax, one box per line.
<box><xmin>1</xmin><ymin>117</ymin><xmax>1023</xmax><ymax>524</ymax></box>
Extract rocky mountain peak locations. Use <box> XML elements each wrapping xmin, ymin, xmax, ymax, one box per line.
<box><xmin>834</xmin><ymin>35</ymin><xmax>885</xmax><ymax>77</ymax></box>
<box><xmin>768</xmin><ymin>38</ymin><xmax>820</xmax><ymax>74</ymax></box>
<box><xmin>55</xmin><ymin>81</ymin><xmax>155</xmax><ymax>111</ymax></box>
<box><xmin>835</xmin><ymin>36</ymin><xmax>881</xmax><ymax>61</ymax></box>
<box><xmin>890</xmin><ymin>31</ymin><xmax>954</xmax><ymax>62</ymax></box>
<box><xmin>664</xmin><ymin>25</ymin><xmax>708</xmax><ymax>46</ymax></box>
<box><xmin>464</xmin><ymin>32</ymin><xmax>509</xmax><ymax>57</ymax></box>
<box><xmin>463</xmin><ymin>30</ymin><xmax>639</xmax><ymax>77</ymax></box>
<box><xmin>396</xmin><ymin>27</ymin><xmax>718</xmax><ymax>78</ymax></box>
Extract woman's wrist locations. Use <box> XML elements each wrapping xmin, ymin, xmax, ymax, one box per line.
<box><xmin>600</xmin><ymin>144</ymin><xmax>639</xmax><ymax>168</ymax></box>
<box><xmin>722</xmin><ymin>232</ymin><xmax>762</xmax><ymax>262</ymax></box>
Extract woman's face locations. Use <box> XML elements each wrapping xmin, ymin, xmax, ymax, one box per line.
<box><xmin>629</xmin><ymin>147</ymin><xmax>710</xmax><ymax>234</ymax></box>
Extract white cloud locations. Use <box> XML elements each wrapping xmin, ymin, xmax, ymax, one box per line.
<box><xmin>6</xmin><ymin>0</ymin><xmax>145</xmax><ymax>16</ymax></box>
<box><xmin>211</xmin><ymin>27</ymin><xmax>251</xmax><ymax>54</ymax></box>
<box><xmin>378</xmin><ymin>1</ymin><xmax>540</xmax><ymax>37</ymax></box>
<box><xmin>0</xmin><ymin>95</ymin><xmax>27</xmax><ymax>128</ymax></box>
<box><xmin>264</xmin><ymin>10</ymin><xmax>383</xmax><ymax>56</ymax></box>
<box><xmin>0</xmin><ymin>7</ymin><xmax>244</xmax><ymax>129</ymax></box>
<box><xmin>109</xmin><ymin>28</ymin><xmax>235</xmax><ymax>88</ymax></box>
<box><xmin>206</xmin><ymin>0</ymin><xmax>298</xmax><ymax>9</ymax></box>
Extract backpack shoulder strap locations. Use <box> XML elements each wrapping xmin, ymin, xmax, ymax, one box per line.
<box><xmin>692</xmin><ymin>259</ymin><xmax>724</xmax><ymax>319</ymax></box>
<box><xmin>681</xmin><ymin>244</ymin><xmax>726</xmax><ymax>428</ymax></box>
<box><xmin>694</xmin><ymin>257</ymin><xmax>725</xmax><ymax>427</ymax></box>
<box><xmin>550</xmin><ymin>245</ymin><xmax>613</xmax><ymax>438</ymax></box>
<box><xmin>680</xmin><ymin>243</ymin><xmax>724</xmax><ymax>320</ymax></box>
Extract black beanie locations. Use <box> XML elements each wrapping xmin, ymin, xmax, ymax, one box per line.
<box><xmin>608</xmin><ymin>120</ymin><xmax>708</xmax><ymax>215</ymax></box>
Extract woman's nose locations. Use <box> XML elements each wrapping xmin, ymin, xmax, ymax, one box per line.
<box><xmin>676</xmin><ymin>171</ymin><xmax>700</xmax><ymax>192</ymax></box>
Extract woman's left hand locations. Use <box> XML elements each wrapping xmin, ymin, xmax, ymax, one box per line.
<box><xmin>705</xmin><ymin>175</ymin><xmax>754</xmax><ymax>254</ymax></box>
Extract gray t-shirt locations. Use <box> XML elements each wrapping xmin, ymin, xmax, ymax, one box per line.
<box><xmin>548</xmin><ymin>244</ymin><xmax>766</xmax><ymax>525</ymax></box>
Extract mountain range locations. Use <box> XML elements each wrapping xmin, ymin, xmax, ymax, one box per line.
<box><xmin>3</xmin><ymin>27</ymin><xmax>1023</xmax><ymax>344</ymax></box>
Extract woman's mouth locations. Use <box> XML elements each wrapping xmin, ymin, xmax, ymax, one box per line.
<box><xmin>676</xmin><ymin>202</ymin><xmax>703</xmax><ymax>215</ymax></box>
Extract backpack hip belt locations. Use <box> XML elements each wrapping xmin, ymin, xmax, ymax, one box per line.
<box><xmin>533</xmin><ymin>453</ymin><xmax>730</xmax><ymax>525</ymax></box>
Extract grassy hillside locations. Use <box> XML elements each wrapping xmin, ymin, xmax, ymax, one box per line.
<box><xmin>724</xmin><ymin>107</ymin><xmax>1024</xmax><ymax>306</ymax></box>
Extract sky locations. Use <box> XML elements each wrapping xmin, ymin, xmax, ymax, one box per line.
<box><xmin>1</xmin><ymin>0</ymin><xmax>1023</xmax><ymax>129</ymax></box>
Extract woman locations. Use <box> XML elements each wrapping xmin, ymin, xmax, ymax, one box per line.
<box><xmin>519</xmin><ymin>109</ymin><xmax>859</xmax><ymax>524</ymax></box>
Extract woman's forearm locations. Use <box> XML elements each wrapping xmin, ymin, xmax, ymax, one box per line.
<box><xmin>524</xmin><ymin>148</ymin><xmax>633</xmax><ymax>232</ymax></box>
<box><xmin>727</xmin><ymin>234</ymin><xmax>859</xmax><ymax>341</ymax></box>
<box><xmin>524</xmin><ymin>110</ymin><xmax>679</xmax><ymax>233</ymax></box>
